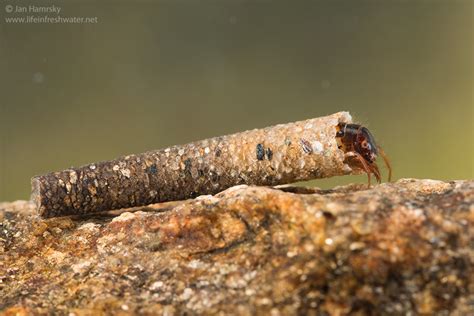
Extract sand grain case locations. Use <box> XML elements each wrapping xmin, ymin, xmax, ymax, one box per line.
<box><xmin>32</xmin><ymin>111</ymin><xmax>357</xmax><ymax>217</ymax></box>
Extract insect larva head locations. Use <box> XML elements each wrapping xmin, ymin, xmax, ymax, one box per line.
<box><xmin>356</xmin><ymin>127</ymin><xmax>378</xmax><ymax>163</ymax></box>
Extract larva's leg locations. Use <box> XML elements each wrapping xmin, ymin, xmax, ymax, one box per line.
<box><xmin>352</xmin><ymin>151</ymin><xmax>373</xmax><ymax>188</ymax></box>
<box><xmin>370</xmin><ymin>162</ymin><xmax>382</xmax><ymax>184</ymax></box>
<box><xmin>377</xmin><ymin>146</ymin><xmax>392</xmax><ymax>182</ymax></box>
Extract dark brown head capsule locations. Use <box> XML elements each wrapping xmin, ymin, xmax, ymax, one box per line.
<box><xmin>336</xmin><ymin>123</ymin><xmax>392</xmax><ymax>186</ymax></box>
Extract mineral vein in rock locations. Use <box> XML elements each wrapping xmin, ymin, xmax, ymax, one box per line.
<box><xmin>32</xmin><ymin>112</ymin><xmax>355</xmax><ymax>217</ymax></box>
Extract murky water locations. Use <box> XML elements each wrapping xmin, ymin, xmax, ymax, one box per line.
<box><xmin>1</xmin><ymin>1</ymin><xmax>472</xmax><ymax>200</ymax></box>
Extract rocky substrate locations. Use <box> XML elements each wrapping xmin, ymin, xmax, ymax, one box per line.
<box><xmin>0</xmin><ymin>179</ymin><xmax>473</xmax><ymax>315</ymax></box>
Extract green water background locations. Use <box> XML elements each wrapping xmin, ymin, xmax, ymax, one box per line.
<box><xmin>1</xmin><ymin>1</ymin><xmax>472</xmax><ymax>201</ymax></box>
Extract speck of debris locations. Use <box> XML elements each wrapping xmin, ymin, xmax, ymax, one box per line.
<box><xmin>148</xmin><ymin>164</ymin><xmax>158</xmax><ymax>174</ymax></box>
<box><xmin>120</xmin><ymin>169</ymin><xmax>131</xmax><ymax>178</ymax></box>
<box><xmin>150</xmin><ymin>281</ymin><xmax>164</xmax><ymax>291</ymax></box>
<box><xmin>65</xmin><ymin>183</ymin><xmax>72</xmax><ymax>193</ymax></box>
<box><xmin>256</xmin><ymin>144</ymin><xmax>265</xmax><ymax>161</ymax></box>
<box><xmin>300</xmin><ymin>139</ymin><xmax>313</xmax><ymax>154</ymax></box>
<box><xmin>312</xmin><ymin>141</ymin><xmax>324</xmax><ymax>153</ymax></box>
<box><xmin>69</xmin><ymin>171</ymin><xmax>78</xmax><ymax>184</ymax></box>
<box><xmin>266</xmin><ymin>148</ymin><xmax>273</xmax><ymax>160</ymax></box>
<box><xmin>184</xmin><ymin>159</ymin><xmax>192</xmax><ymax>177</ymax></box>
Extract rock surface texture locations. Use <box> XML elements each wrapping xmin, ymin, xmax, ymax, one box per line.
<box><xmin>0</xmin><ymin>179</ymin><xmax>473</xmax><ymax>315</ymax></box>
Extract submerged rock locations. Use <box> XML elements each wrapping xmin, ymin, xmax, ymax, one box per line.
<box><xmin>0</xmin><ymin>179</ymin><xmax>473</xmax><ymax>315</ymax></box>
